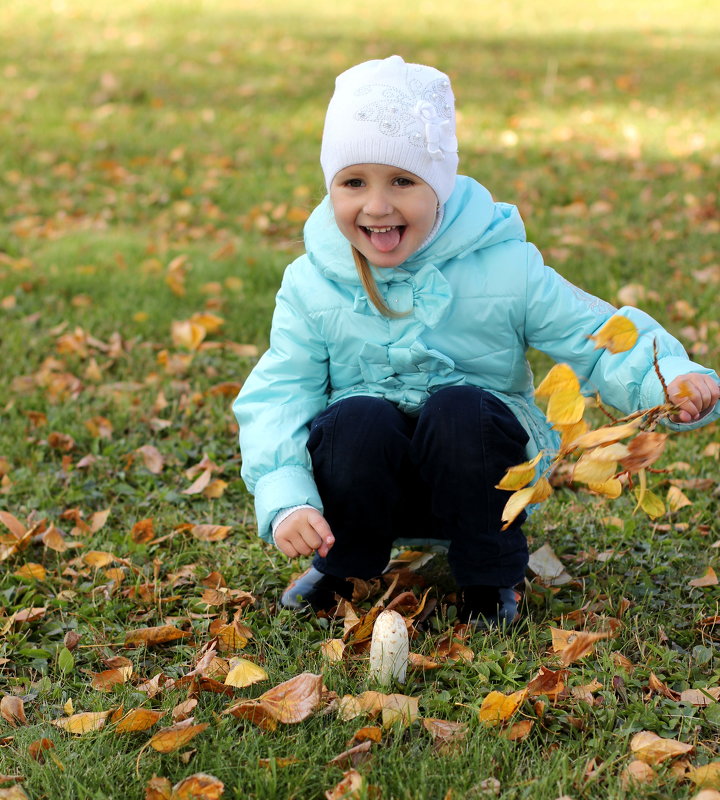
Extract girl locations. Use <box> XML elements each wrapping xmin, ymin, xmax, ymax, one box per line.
<box><xmin>233</xmin><ymin>56</ymin><xmax>720</xmax><ymax>625</ymax></box>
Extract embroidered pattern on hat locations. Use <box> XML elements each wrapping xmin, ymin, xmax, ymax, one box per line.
<box><xmin>353</xmin><ymin>78</ymin><xmax>458</xmax><ymax>159</ymax></box>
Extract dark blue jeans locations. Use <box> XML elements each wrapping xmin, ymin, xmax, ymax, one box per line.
<box><xmin>309</xmin><ymin>386</ymin><xmax>530</xmax><ymax>588</ymax></box>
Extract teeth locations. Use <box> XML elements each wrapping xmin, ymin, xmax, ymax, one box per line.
<box><xmin>365</xmin><ymin>226</ymin><xmax>398</xmax><ymax>233</ymax></box>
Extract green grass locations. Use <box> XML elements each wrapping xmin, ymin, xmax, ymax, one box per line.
<box><xmin>1</xmin><ymin>1</ymin><xmax>719</xmax><ymax>798</ymax></box>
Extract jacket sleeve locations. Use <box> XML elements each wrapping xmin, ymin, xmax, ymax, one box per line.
<box><xmin>523</xmin><ymin>243</ymin><xmax>720</xmax><ymax>429</ymax></box>
<box><xmin>232</xmin><ymin>266</ymin><xmax>330</xmax><ymax>542</ymax></box>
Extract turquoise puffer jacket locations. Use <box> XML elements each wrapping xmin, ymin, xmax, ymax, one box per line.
<box><xmin>233</xmin><ymin>176</ymin><xmax>719</xmax><ymax>542</ymax></box>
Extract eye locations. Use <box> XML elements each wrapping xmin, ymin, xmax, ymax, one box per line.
<box><xmin>394</xmin><ymin>176</ymin><xmax>415</xmax><ymax>187</ymax></box>
<box><xmin>343</xmin><ymin>178</ymin><xmax>364</xmax><ymax>188</ymax></box>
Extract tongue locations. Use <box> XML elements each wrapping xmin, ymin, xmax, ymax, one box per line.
<box><xmin>370</xmin><ymin>228</ymin><xmax>401</xmax><ymax>253</ymax></box>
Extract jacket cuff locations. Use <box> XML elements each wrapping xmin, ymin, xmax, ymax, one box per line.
<box><xmin>254</xmin><ymin>466</ymin><xmax>323</xmax><ymax>543</ymax></box>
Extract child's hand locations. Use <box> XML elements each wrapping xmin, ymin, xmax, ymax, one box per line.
<box><xmin>667</xmin><ymin>373</ymin><xmax>720</xmax><ymax>423</ymax></box>
<box><xmin>275</xmin><ymin>508</ymin><xmax>335</xmax><ymax>559</ymax></box>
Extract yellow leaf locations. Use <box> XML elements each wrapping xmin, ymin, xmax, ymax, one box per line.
<box><xmin>569</xmin><ymin>419</ymin><xmax>641</xmax><ymax>449</ymax></box>
<box><xmin>496</xmin><ymin>452</ymin><xmax>544</xmax><ymax>491</ymax></box>
<box><xmin>478</xmin><ymin>689</ymin><xmax>527</xmax><ymax>726</ymax></box>
<box><xmin>667</xmin><ymin>486</ymin><xmax>692</xmax><ymax>512</ymax></box>
<box><xmin>224</xmin><ymin>659</ymin><xmax>268</xmax><ymax>688</ymax></box>
<box><xmin>125</xmin><ymin>625</ymin><xmax>191</xmax><ymax>647</ymax></box>
<box><xmin>688</xmin><ymin>762</ymin><xmax>720</xmax><ymax>788</ymax></box>
<box><xmin>573</xmin><ymin>454</ymin><xmax>617</xmax><ymax>485</ymax></box>
<box><xmin>621</xmin><ymin>760</ymin><xmax>657</xmax><ymax>787</ymax></box>
<box><xmin>588</xmin><ymin>478</ymin><xmax>623</xmax><ymax>498</ymax></box>
<box><xmin>590</xmin><ymin>315</ymin><xmax>638</xmax><ymax>353</ymax></box>
<box><xmin>630</xmin><ymin>730</ymin><xmax>693</xmax><ymax>764</ymax></box>
<box><xmin>173</xmin><ymin>773</ymin><xmax>225</xmax><ymax>800</ymax></box>
<box><xmin>171</xmin><ymin>320</ymin><xmax>206</xmax><ymax>351</ymax></box>
<box><xmin>634</xmin><ymin>487</ymin><xmax>665</xmax><ymax>519</ymax></box>
<box><xmin>0</xmin><ymin>695</ymin><xmax>26</xmax><ymax>726</ymax></box>
<box><xmin>83</xmin><ymin>551</ymin><xmax>115</xmax><ymax>569</ymax></box>
<box><xmin>325</xmin><ymin>770</ymin><xmax>365</xmax><ymax>800</ymax></box>
<box><xmin>546</xmin><ymin>390</ymin><xmax>585</xmax><ymax>425</ymax></box>
<box><xmin>51</xmin><ymin>710</ymin><xmax>112</xmax><ymax>734</ymax></box>
<box><xmin>114</xmin><ymin>708</ymin><xmax>164</xmax><ymax>733</ymax></box>
<box><xmin>555</xmin><ymin>418</ymin><xmax>588</xmax><ymax>450</ymax></box>
<box><xmin>535</xmin><ymin>364</ymin><xmax>580</xmax><ymax>398</ymax></box>
<box><xmin>320</xmin><ymin>639</ymin><xmax>346</xmax><ymax>663</ymax></box>
<box><xmin>14</xmin><ymin>563</ymin><xmax>46</xmax><ymax>581</ymax></box>
<box><xmin>91</xmin><ymin>666</ymin><xmax>133</xmax><ymax>692</ymax></box>
<box><xmin>202</xmin><ymin>479</ymin><xmax>228</xmax><ymax>499</ymax></box>
<box><xmin>501</xmin><ymin>479</ymin><xmax>553</xmax><ymax>530</ymax></box>
<box><xmin>148</xmin><ymin>719</ymin><xmax>209</xmax><ymax>753</ymax></box>
<box><xmin>190</xmin><ymin>312</ymin><xmax>225</xmax><ymax>335</ymax></box>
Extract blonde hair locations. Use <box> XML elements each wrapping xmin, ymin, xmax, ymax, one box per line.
<box><xmin>351</xmin><ymin>246</ymin><xmax>407</xmax><ymax>318</ymax></box>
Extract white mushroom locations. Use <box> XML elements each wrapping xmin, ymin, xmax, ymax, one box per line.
<box><xmin>369</xmin><ymin>609</ymin><xmax>409</xmax><ymax>685</ymax></box>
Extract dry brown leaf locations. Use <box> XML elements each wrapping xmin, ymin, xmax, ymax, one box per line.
<box><xmin>125</xmin><ymin>625</ymin><xmax>191</xmax><ymax>647</ymax></box>
<box><xmin>224</xmin><ymin>659</ymin><xmax>268</xmax><ymax>688</ymax></box>
<box><xmin>680</xmin><ymin>688</ymin><xmax>720</xmax><ymax>707</ymax></box>
<box><xmin>183</xmin><ymin>470</ymin><xmax>212</xmax><ymax>496</ymax></box>
<box><xmin>327</xmin><ymin>741</ymin><xmax>373</xmax><ymax>769</ymax></box>
<box><xmin>225</xmin><ymin>672</ymin><xmax>323</xmax><ymax>728</ymax></box>
<box><xmin>137</xmin><ymin>445</ymin><xmax>164</xmax><ymax>474</ymax></box>
<box><xmin>667</xmin><ymin>485</ymin><xmax>692</xmax><ymax>512</ymax></box>
<box><xmin>692</xmin><ymin>791</ymin><xmax>720</xmax><ymax>800</ymax></box>
<box><xmin>630</xmin><ymin>730</ymin><xmax>693</xmax><ymax>764</ymax></box>
<box><xmin>145</xmin><ymin>776</ymin><xmax>174</xmax><ymax>800</ymax></box>
<box><xmin>257</xmin><ymin>757</ymin><xmax>300</xmax><ymax>769</ymax></box>
<box><xmin>172</xmin><ymin>699</ymin><xmax>198</xmax><ymax>722</ymax></box>
<box><xmin>527</xmin><ymin>666</ymin><xmax>568</xmax><ymax>700</ymax></box>
<box><xmin>191</xmin><ymin>524</ymin><xmax>232</xmax><ymax>542</ymax></box>
<box><xmin>324</xmin><ymin>769</ymin><xmax>365</xmax><ymax>800</ymax></box>
<box><xmin>407</xmin><ymin>652</ymin><xmax>441</xmax><ymax>670</ymax></box>
<box><xmin>381</xmin><ymin>694</ymin><xmax>420</xmax><ymax>729</ymax></box>
<box><xmin>91</xmin><ymin>666</ymin><xmax>133</xmax><ymax>692</ymax></box>
<box><xmin>0</xmin><ymin>787</ymin><xmax>30</xmax><ymax>800</ymax></box>
<box><xmin>0</xmin><ymin>696</ymin><xmax>26</xmax><ymax>727</ymax></box>
<box><xmin>173</xmin><ymin>772</ymin><xmax>225</xmax><ymax>799</ymax></box>
<box><xmin>647</xmin><ymin>673</ymin><xmax>681</xmax><ymax>701</ymax></box>
<box><xmin>352</xmin><ymin>726</ymin><xmax>383</xmax><ymax>744</ymax></box>
<box><xmin>131</xmin><ymin>518</ymin><xmax>155</xmax><ymax>544</ymax></box>
<box><xmin>689</xmin><ymin>568</ymin><xmax>718</xmax><ymax>588</ymax></box>
<box><xmin>51</xmin><ymin>710</ymin><xmax>112</xmax><ymax>734</ymax></box>
<box><xmin>621</xmin><ymin>760</ymin><xmax>657</xmax><ymax>787</ymax></box>
<box><xmin>27</xmin><ymin>738</ymin><xmax>54</xmax><ymax>762</ymax></box>
<box><xmin>114</xmin><ymin>708</ymin><xmax>164</xmax><ymax>733</ymax></box>
<box><xmin>621</xmin><ymin>432</ymin><xmax>668</xmax><ymax>472</ymax></box>
<box><xmin>478</xmin><ymin>689</ymin><xmax>527</xmax><ymax>726</ymax></box>
<box><xmin>172</xmin><ymin>320</ymin><xmax>207</xmax><ymax>351</ymax></box>
<box><xmin>321</xmin><ymin>639</ymin><xmax>346</xmax><ymax>662</ymax></box>
<box><xmin>148</xmin><ymin>718</ymin><xmax>209</xmax><ymax>753</ymax></box>
<box><xmin>0</xmin><ymin>511</ymin><xmax>26</xmax><ymax>538</ymax></box>
<box><xmin>503</xmin><ymin>719</ymin><xmax>534</xmax><ymax>741</ymax></box>
<box><xmin>422</xmin><ymin>718</ymin><xmax>469</xmax><ymax>744</ymax></box>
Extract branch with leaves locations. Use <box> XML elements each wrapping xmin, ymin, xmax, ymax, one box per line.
<box><xmin>499</xmin><ymin>315</ymin><xmax>697</xmax><ymax>529</ymax></box>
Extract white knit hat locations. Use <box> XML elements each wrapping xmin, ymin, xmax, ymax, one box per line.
<box><xmin>320</xmin><ymin>55</ymin><xmax>459</xmax><ymax>205</ymax></box>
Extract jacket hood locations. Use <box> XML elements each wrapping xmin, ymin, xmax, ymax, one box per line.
<box><xmin>303</xmin><ymin>175</ymin><xmax>527</xmax><ymax>285</ymax></box>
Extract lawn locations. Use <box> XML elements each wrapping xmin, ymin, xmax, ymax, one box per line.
<box><xmin>1</xmin><ymin>1</ymin><xmax>719</xmax><ymax>798</ymax></box>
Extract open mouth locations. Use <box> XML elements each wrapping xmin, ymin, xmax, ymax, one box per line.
<box><xmin>361</xmin><ymin>225</ymin><xmax>406</xmax><ymax>253</ymax></box>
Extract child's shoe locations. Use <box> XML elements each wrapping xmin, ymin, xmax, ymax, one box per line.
<box><xmin>459</xmin><ymin>584</ymin><xmax>523</xmax><ymax>628</ymax></box>
<box><xmin>280</xmin><ymin>566</ymin><xmax>354</xmax><ymax>611</ymax></box>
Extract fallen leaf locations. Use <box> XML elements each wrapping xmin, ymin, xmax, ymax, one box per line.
<box><xmin>528</xmin><ymin>544</ymin><xmax>573</xmax><ymax>586</ymax></box>
<box><xmin>630</xmin><ymin>730</ymin><xmax>693</xmax><ymax>764</ymax></box>
<box><xmin>527</xmin><ymin>666</ymin><xmax>568</xmax><ymax>700</ymax></box>
<box><xmin>258</xmin><ymin>757</ymin><xmax>300</xmax><ymax>769</ymax></box>
<box><xmin>502</xmin><ymin>719</ymin><xmax>534</xmax><ymax>741</ymax></box>
<box><xmin>680</xmin><ymin>688</ymin><xmax>720</xmax><ymax>707</ymax></box>
<box><xmin>172</xmin><ymin>772</ymin><xmax>225</xmax><ymax>799</ymax></box>
<box><xmin>0</xmin><ymin>696</ymin><xmax>26</xmax><ymax>727</ymax></box>
<box><xmin>381</xmin><ymin>694</ymin><xmax>420</xmax><ymax>729</ymax></box>
<box><xmin>224</xmin><ymin>659</ymin><xmax>268</xmax><ymax>688</ymax></box>
<box><xmin>114</xmin><ymin>708</ymin><xmax>164</xmax><ymax>733</ymax></box>
<box><xmin>327</xmin><ymin>740</ymin><xmax>373</xmax><ymax>768</ymax></box>
<box><xmin>225</xmin><ymin>672</ymin><xmax>323</xmax><ymax>728</ymax></box>
<box><xmin>352</xmin><ymin>726</ymin><xmax>383</xmax><ymax>744</ymax></box>
<box><xmin>321</xmin><ymin>639</ymin><xmax>346</xmax><ymax>662</ymax></box>
<box><xmin>136</xmin><ymin>445</ymin><xmax>164</xmax><ymax>474</ymax></box>
<box><xmin>337</xmin><ymin>691</ymin><xmax>387</xmax><ymax>721</ymax></box>
<box><xmin>148</xmin><ymin>718</ymin><xmax>209</xmax><ymax>753</ymax></box>
<box><xmin>324</xmin><ymin>769</ymin><xmax>365</xmax><ymax>800</ymax></box>
<box><xmin>91</xmin><ymin>666</ymin><xmax>133</xmax><ymax>691</ymax></box>
<box><xmin>191</xmin><ymin>525</ymin><xmax>232</xmax><ymax>542</ymax></box>
<box><xmin>478</xmin><ymin>690</ymin><xmax>527</xmax><ymax>726</ymax></box>
<box><xmin>131</xmin><ymin>518</ymin><xmax>155</xmax><ymax>544</ymax></box>
<box><xmin>422</xmin><ymin>718</ymin><xmax>469</xmax><ymax>746</ymax></box>
<box><xmin>688</xmin><ymin>763</ymin><xmax>720</xmax><ymax>789</ymax></box>
<box><xmin>667</xmin><ymin>485</ymin><xmax>692</xmax><ymax>512</ymax></box>
<box><xmin>183</xmin><ymin>470</ymin><xmax>212</xmax><ymax>495</ymax></box>
<box><xmin>28</xmin><ymin>738</ymin><xmax>54</xmax><ymax>762</ymax></box>
<box><xmin>689</xmin><ymin>568</ymin><xmax>718</xmax><ymax>588</ymax></box>
<box><xmin>51</xmin><ymin>710</ymin><xmax>112</xmax><ymax>734</ymax></box>
<box><xmin>0</xmin><ymin>787</ymin><xmax>30</xmax><ymax>799</ymax></box>
<box><xmin>621</xmin><ymin>760</ymin><xmax>657</xmax><ymax>786</ymax></box>
<box><xmin>125</xmin><ymin>625</ymin><xmax>191</xmax><ymax>647</ymax></box>
<box><xmin>83</xmin><ymin>550</ymin><xmax>115</xmax><ymax>569</ymax></box>
<box><xmin>590</xmin><ymin>315</ymin><xmax>638</xmax><ymax>353</ymax></box>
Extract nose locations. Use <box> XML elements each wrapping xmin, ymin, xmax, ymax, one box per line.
<box><xmin>362</xmin><ymin>188</ymin><xmax>393</xmax><ymax>217</ymax></box>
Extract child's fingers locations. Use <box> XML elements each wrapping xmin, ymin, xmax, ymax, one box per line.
<box><xmin>307</xmin><ymin>511</ymin><xmax>335</xmax><ymax>558</ymax></box>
